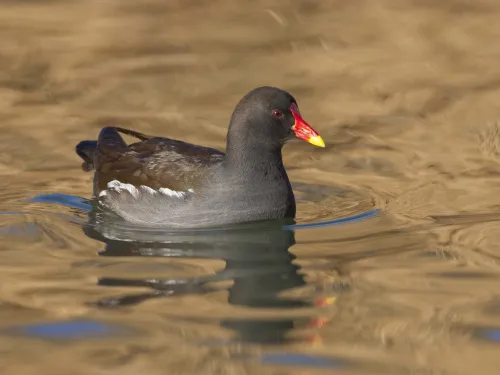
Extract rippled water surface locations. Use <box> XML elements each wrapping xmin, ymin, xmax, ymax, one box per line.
<box><xmin>3</xmin><ymin>1</ymin><xmax>500</xmax><ymax>374</ymax></box>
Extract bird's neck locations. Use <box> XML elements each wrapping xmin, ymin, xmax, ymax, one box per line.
<box><xmin>219</xmin><ymin>135</ymin><xmax>296</xmax><ymax>220</ymax></box>
<box><xmin>222</xmin><ymin>119</ymin><xmax>294</xmax><ymax>209</ymax></box>
<box><xmin>224</xmin><ymin>140</ymin><xmax>294</xmax><ymax>202</ymax></box>
<box><xmin>224</xmin><ymin>139</ymin><xmax>285</xmax><ymax>178</ymax></box>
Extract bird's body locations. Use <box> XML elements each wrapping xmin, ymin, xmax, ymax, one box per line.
<box><xmin>76</xmin><ymin>86</ymin><xmax>324</xmax><ymax>228</ymax></box>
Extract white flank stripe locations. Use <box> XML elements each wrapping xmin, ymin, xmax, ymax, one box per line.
<box><xmin>100</xmin><ymin>180</ymin><xmax>193</xmax><ymax>199</ymax></box>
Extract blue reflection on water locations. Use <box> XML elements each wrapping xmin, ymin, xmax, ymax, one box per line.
<box><xmin>284</xmin><ymin>209</ymin><xmax>381</xmax><ymax>230</ymax></box>
<box><xmin>261</xmin><ymin>352</ymin><xmax>345</xmax><ymax>369</ymax></box>
<box><xmin>29</xmin><ymin>193</ymin><xmax>92</xmax><ymax>211</ymax></box>
<box><xmin>7</xmin><ymin>320</ymin><xmax>124</xmax><ymax>340</ymax></box>
<box><xmin>482</xmin><ymin>328</ymin><xmax>500</xmax><ymax>342</ymax></box>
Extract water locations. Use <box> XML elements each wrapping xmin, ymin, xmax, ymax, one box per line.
<box><xmin>0</xmin><ymin>179</ymin><xmax>403</xmax><ymax>374</ymax></box>
<box><xmin>3</xmin><ymin>0</ymin><xmax>500</xmax><ymax>373</ymax></box>
<box><xmin>3</xmin><ymin>177</ymin><xmax>499</xmax><ymax>375</ymax></box>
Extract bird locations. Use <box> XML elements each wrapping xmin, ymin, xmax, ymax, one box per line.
<box><xmin>75</xmin><ymin>86</ymin><xmax>325</xmax><ymax>228</ymax></box>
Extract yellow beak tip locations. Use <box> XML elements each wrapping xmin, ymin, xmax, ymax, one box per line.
<box><xmin>308</xmin><ymin>135</ymin><xmax>326</xmax><ymax>148</ymax></box>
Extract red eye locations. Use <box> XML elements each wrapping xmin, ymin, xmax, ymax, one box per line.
<box><xmin>272</xmin><ymin>109</ymin><xmax>283</xmax><ymax>118</ymax></box>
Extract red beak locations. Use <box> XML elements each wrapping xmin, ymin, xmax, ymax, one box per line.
<box><xmin>290</xmin><ymin>103</ymin><xmax>325</xmax><ymax>147</ymax></box>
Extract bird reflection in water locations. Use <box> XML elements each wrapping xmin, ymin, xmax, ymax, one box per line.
<box><xmin>83</xmin><ymin>210</ymin><xmax>334</xmax><ymax>345</ymax></box>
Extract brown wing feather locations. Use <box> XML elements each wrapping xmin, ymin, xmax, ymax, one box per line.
<box><xmin>88</xmin><ymin>127</ymin><xmax>224</xmax><ymax>196</ymax></box>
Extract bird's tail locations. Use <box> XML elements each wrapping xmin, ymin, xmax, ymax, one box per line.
<box><xmin>75</xmin><ymin>140</ymin><xmax>98</xmax><ymax>172</ymax></box>
<box><xmin>75</xmin><ymin>127</ymin><xmax>152</xmax><ymax>172</ymax></box>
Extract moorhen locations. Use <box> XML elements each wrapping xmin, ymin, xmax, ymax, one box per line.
<box><xmin>76</xmin><ymin>86</ymin><xmax>325</xmax><ymax>228</ymax></box>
